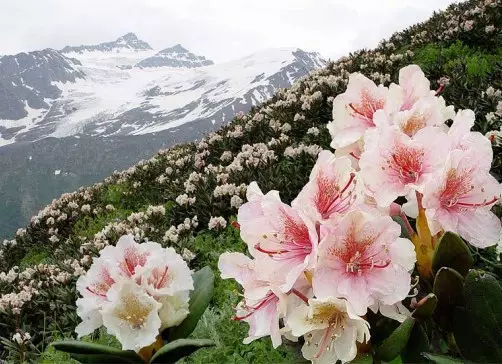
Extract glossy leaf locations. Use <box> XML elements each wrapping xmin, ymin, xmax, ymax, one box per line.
<box><xmin>421</xmin><ymin>353</ymin><xmax>465</xmax><ymax>364</ymax></box>
<box><xmin>51</xmin><ymin>340</ymin><xmax>143</xmax><ymax>364</ymax></box>
<box><xmin>401</xmin><ymin>322</ymin><xmax>429</xmax><ymax>363</ymax></box>
<box><xmin>374</xmin><ymin>317</ymin><xmax>415</xmax><ymax>361</ymax></box>
<box><xmin>433</xmin><ymin>267</ymin><xmax>465</xmax><ymax>331</ymax></box>
<box><xmin>453</xmin><ymin>270</ymin><xmax>502</xmax><ymax>362</ymax></box>
<box><xmin>351</xmin><ymin>352</ymin><xmax>373</xmax><ymax>364</ymax></box>
<box><xmin>431</xmin><ymin>232</ymin><xmax>473</xmax><ymax>277</ymax></box>
<box><xmin>150</xmin><ymin>339</ymin><xmax>214</xmax><ymax>363</ymax></box>
<box><xmin>166</xmin><ymin>266</ymin><xmax>214</xmax><ymax>341</ymax></box>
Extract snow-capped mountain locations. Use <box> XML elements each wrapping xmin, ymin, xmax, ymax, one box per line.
<box><xmin>136</xmin><ymin>44</ymin><xmax>214</xmax><ymax>68</ymax></box>
<box><xmin>60</xmin><ymin>32</ymin><xmax>153</xmax><ymax>54</ymax></box>
<box><xmin>0</xmin><ymin>33</ymin><xmax>325</xmax><ymax>146</ymax></box>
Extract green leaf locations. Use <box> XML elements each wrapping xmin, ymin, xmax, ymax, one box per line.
<box><xmin>374</xmin><ymin>317</ymin><xmax>415</xmax><ymax>361</ymax></box>
<box><xmin>150</xmin><ymin>339</ymin><xmax>214</xmax><ymax>363</ymax></box>
<box><xmin>351</xmin><ymin>352</ymin><xmax>373</xmax><ymax>364</ymax></box>
<box><xmin>433</xmin><ymin>267</ymin><xmax>465</xmax><ymax>331</ymax></box>
<box><xmin>431</xmin><ymin>232</ymin><xmax>473</xmax><ymax>277</ymax></box>
<box><xmin>51</xmin><ymin>341</ymin><xmax>143</xmax><ymax>363</ymax></box>
<box><xmin>401</xmin><ymin>322</ymin><xmax>429</xmax><ymax>363</ymax></box>
<box><xmin>411</xmin><ymin>293</ymin><xmax>437</xmax><ymax>319</ymax></box>
<box><xmin>421</xmin><ymin>353</ymin><xmax>464</xmax><ymax>364</ymax></box>
<box><xmin>453</xmin><ymin>270</ymin><xmax>502</xmax><ymax>362</ymax></box>
<box><xmin>166</xmin><ymin>266</ymin><xmax>214</xmax><ymax>341</ymax></box>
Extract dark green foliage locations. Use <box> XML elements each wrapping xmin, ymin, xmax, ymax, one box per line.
<box><xmin>453</xmin><ymin>270</ymin><xmax>502</xmax><ymax>362</ymax></box>
<box><xmin>432</xmin><ymin>232</ymin><xmax>473</xmax><ymax>277</ymax></box>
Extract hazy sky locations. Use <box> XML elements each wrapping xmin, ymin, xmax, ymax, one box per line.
<box><xmin>0</xmin><ymin>0</ymin><xmax>456</xmax><ymax>62</ymax></box>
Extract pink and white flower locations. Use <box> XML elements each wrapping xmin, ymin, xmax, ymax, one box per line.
<box><xmin>422</xmin><ymin>149</ymin><xmax>502</xmax><ymax>248</ymax></box>
<box><xmin>292</xmin><ymin>151</ymin><xmax>361</xmax><ymax>223</ymax></box>
<box><xmin>448</xmin><ymin>109</ymin><xmax>494</xmax><ymax>170</ymax></box>
<box><xmin>75</xmin><ymin>259</ymin><xmax>117</xmax><ymax>337</ymax></box>
<box><xmin>360</xmin><ymin>113</ymin><xmax>449</xmax><ymax>207</ymax></box>
<box><xmin>75</xmin><ymin>235</ymin><xmax>194</xmax><ymax>351</ymax></box>
<box><xmin>135</xmin><ymin>247</ymin><xmax>193</xmax><ymax>297</ymax></box>
<box><xmin>329</xmin><ymin>73</ymin><xmax>388</xmax><ymax>148</ymax></box>
<box><xmin>387</xmin><ymin>64</ymin><xmax>432</xmax><ymax>112</ymax></box>
<box><xmin>218</xmin><ymin>252</ymin><xmax>283</xmax><ymax>347</ymax></box>
<box><xmin>313</xmin><ymin>211</ymin><xmax>416</xmax><ymax>315</ymax></box>
<box><xmin>238</xmin><ymin>184</ymin><xmax>319</xmax><ymax>292</ymax></box>
<box><xmin>286</xmin><ymin>297</ymin><xmax>370</xmax><ymax>364</ymax></box>
<box><xmin>99</xmin><ymin>234</ymin><xmax>164</xmax><ymax>279</ymax></box>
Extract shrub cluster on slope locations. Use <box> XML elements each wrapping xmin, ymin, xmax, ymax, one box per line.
<box><xmin>0</xmin><ymin>0</ymin><xmax>501</xmax><ymax>362</ymax></box>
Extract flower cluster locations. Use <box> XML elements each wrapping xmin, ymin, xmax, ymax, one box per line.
<box><xmin>75</xmin><ymin>234</ymin><xmax>193</xmax><ymax>352</ymax></box>
<box><xmin>329</xmin><ymin>64</ymin><xmax>501</xmax><ymax>248</ymax></box>
<box><xmin>219</xmin><ymin>64</ymin><xmax>502</xmax><ymax>363</ymax></box>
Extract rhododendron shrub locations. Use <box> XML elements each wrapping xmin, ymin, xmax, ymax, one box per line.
<box><xmin>220</xmin><ymin>64</ymin><xmax>502</xmax><ymax>363</ymax></box>
<box><xmin>53</xmin><ymin>234</ymin><xmax>215</xmax><ymax>363</ymax></box>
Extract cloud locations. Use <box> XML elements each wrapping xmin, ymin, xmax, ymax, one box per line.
<box><xmin>0</xmin><ymin>0</ymin><xmax>456</xmax><ymax>62</ymax></box>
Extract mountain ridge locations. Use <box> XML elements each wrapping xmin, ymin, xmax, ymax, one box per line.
<box><xmin>60</xmin><ymin>32</ymin><xmax>153</xmax><ymax>54</ymax></box>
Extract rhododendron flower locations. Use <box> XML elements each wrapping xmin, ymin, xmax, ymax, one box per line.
<box><xmin>360</xmin><ymin>112</ymin><xmax>449</xmax><ymax>206</ymax></box>
<box><xmin>219</xmin><ymin>252</ymin><xmax>284</xmax><ymax>347</ymax></box>
<box><xmin>158</xmin><ymin>291</ymin><xmax>190</xmax><ymax>331</ymax></box>
<box><xmin>448</xmin><ymin>109</ymin><xmax>493</xmax><ymax>170</ymax></box>
<box><xmin>75</xmin><ymin>259</ymin><xmax>116</xmax><ymax>337</ymax></box>
<box><xmin>135</xmin><ymin>247</ymin><xmax>193</xmax><ymax>297</ymax></box>
<box><xmin>101</xmin><ymin>281</ymin><xmax>162</xmax><ymax>352</ymax></box>
<box><xmin>287</xmin><ymin>297</ymin><xmax>370</xmax><ymax>363</ymax></box>
<box><xmin>218</xmin><ymin>252</ymin><xmax>311</xmax><ymax>348</ymax></box>
<box><xmin>313</xmin><ymin>211</ymin><xmax>416</xmax><ymax>315</ymax></box>
<box><xmin>422</xmin><ymin>149</ymin><xmax>502</xmax><ymax>248</ymax></box>
<box><xmin>292</xmin><ymin>151</ymin><xmax>362</xmax><ymax>223</ymax></box>
<box><xmin>387</xmin><ymin>65</ymin><xmax>432</xmax><ymax>112</ymax></box>
<box><xmin>237</xmin><ymin>182</ymin><xmax>281</xmax><ymax>256</ymax></box>
<box><xmin>99</xmin><ymin>234</ymin><xmax>164</xmax><ymax>279</ymax></box>
<box><xmin>237</xmin><ymin>184</ymin><xmax>319</xmax><ymax>292</ymax></box>
<box><xmin>329</xmin><ymin>73</ymin><xmax>388</xmax><ymax>148</ymax></box>
<box><xmin>218</xmin><ymin>252</ymin><xmax>272</xmax><ymax>299</ymax></box>
<box><xmin>369</xmin><ymin>301</ymin><xmax>410</xmax><ymax>323</ymax></box>
<box><xmin>333</xmin><ymin>140</ymin><xmax>363</xmax><ymax>169</ymax></box>
<box><xmin>75</xmin><ymin>235</ymin><xmax>194</xmax><ymax>351</ymax></box>
<box><xmin>385</xmin><ymin>96</ymin><xmax>449</xmax><ymax>137</ymax></box>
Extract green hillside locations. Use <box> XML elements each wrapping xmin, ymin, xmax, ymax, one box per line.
<box><xmin>0</xmin><ymin>0</ymin><xmax>501</xmax><ymax>362</ymax></box>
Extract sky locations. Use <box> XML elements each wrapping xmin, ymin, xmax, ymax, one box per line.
<box><xmin>0</xmin><ymin>0</ymin><xmax>457</xmax><ymax>63</ymax></box>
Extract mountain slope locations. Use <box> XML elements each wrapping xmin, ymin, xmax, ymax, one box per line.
<box><xmin>0</xmin><ymin>0</ymin><xmax>501</xmax><ymax>363</ymax></box>
<box><xmin>0</xmin><ymin>36</ymin><xmax>325</xmax><ymax>238</ymax></box>
<box><xmin>0</xmin><ymin>49</ymin><xmax>83</xmax><ymax>123</ymax></box>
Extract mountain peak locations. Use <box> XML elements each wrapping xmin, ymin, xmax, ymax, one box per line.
<box><xmin>118</xmin><ymin>32</ymin><xmax>139</xmax><ymax>42</ymax></box>
<box><xmin>160</xmin><ymin>44</ymin><xmax>189</xmax><ymax>54</ymax></box>
<box><xmin>61</xmin><ymin>32</ymin><xmax>152</xmax><ymax>54</ymax></box>
<box><xmin>136</xmin><ymin>44</ymin><xmax>214</xmax><ymax>69</ymax></box>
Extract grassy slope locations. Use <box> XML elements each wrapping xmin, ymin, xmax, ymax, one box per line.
<box><xmin>0</xmin><ymin>0</ymin><xmax>501</xmax><ymax>362</ymax></box>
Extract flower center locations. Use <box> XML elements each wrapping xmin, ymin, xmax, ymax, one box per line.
<box><xmin>399</xmin><ymin>112</ymin><xmax>427</xmax><ymax>136</ymax></box>
<box><xmin>254</xmin><ymin>209</ymin><xmax>313</xmax><ymax>260</ymax></box>
<box><xmin>348</xmin><ymin>88</ymin><xmax>385</xmax><ymax>127</ymax></box>
<box><xmin>440</xmin><ymin>168</ymin><xmax>498</xmax><ymax>210</ymax></box>
<box><xmin>386</xmin><ymin>145</ymin><xmax>425</xmax><ymax>185</ymax></box>
<box><xmin>114</xmin><ymin>291</ymin><xmax>154</xmax><ymax>329</ymax></box>
<box><xmin>315</xmin><ymin>172</ymin><xmax>357</xmax><ymax>219</ymax></box>
<box><xmin>307</xmin><ymin>303</ymin><xmax>350</xmax><ymax>359</ymax></box>
<box><xmin>329</xmin><ymin>231</ymin><xmax>391</xmax><ymax>276</ymax></box>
